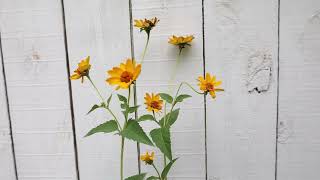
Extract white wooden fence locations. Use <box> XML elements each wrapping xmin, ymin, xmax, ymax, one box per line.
<box><xmin>0</xmin><ymin>0</ymin><xmax>320</xmax><ymax>180</ymax></box>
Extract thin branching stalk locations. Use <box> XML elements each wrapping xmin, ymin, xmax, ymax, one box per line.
<box><xmin>169</xmin><ymin>48</ymin><xmax>183</xmax><ymax>92</ymax></box>
<box><xmin>152</xmin><ymin>163</ymin><xmax>162</xmax><ymax>180</ymax></box>
<box><xmin>140</xmin><ymin>34</ymin><xmax>150</xmax><ymax>64</ymax></box>
<box><xmin>165</xmin><ymin>82</ymin><xmax>204</xmax><ymax>126</ymax></box>
<box><xmin>87</xmin><ymin>76</ymin><xmax>122</xmax><ymax>130</ymax></box>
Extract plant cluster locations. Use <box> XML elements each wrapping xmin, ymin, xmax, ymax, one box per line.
<box><xmin>70</xmin><ymin>17</ymin><xmax>223</xmax><ymax>180</ymax></box>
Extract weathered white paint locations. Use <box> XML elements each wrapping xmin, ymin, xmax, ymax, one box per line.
<box><xmin>131</xmin><ymin>0</ymin><xmax>205</xmax><ymax>179</ymax></box>
<box><xmin>1</xmin><ymin>0</ymin><xmax>320</xmax><ymax>180</ymax></box>
<box><xmin>204</xmin><ymin>0</ymin><xmax>279</xmax><ymax>180</ymax></box>
<box><xmin>0</xmin><ymin>35</ymin><xmax>16</xmax><ymax>180</ymax></box>
<box><xmin>0</xmin><ymin>0</ymin><xmax>77</xmax><ymax>179</ymax></box>
<box><xmin>278</xmin><ymin>1</ymin><xmax>320</xmax><ymax>180</ymax></box>
<box><xmin>63</xmin><ymin>0</ymin><xmax>138</xmax><ymax>179</ymax></box>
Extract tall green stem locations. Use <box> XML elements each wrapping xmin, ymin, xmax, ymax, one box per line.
<box><xmin>135</xmin><ymin>33</ymin><xmax>151</xmax><ymax>174</ymax></box>
<box><xmin>169</xmin><ymin>49</ymin><xmax>183</xmax><ymax>93</ymax></box>
<box><xmin>120</xmin><ymin>137</ymin><xmax>125</xmax><ymax>180</ymax></box>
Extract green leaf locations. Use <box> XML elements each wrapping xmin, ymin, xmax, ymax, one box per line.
<box><xmin>87</xmin><ymin>104</ymin><xmax>102</xmax><ymax>115</ymax></box>
<box><xmin>159</xmin><ymin>109</ymin><xmax>180</xmax><ymax>128</ymax></box>
<box><xmin>85</xmin><ymin>120</ymin><xmax>118</xmax><ymax>137</ymax></box>
<box><xmin>146</xmin><ymin>176</ymin><xmax>159</xmax><ymax>180</ymax></box>
<box><xmin>159</xmin><ymin>93</ymin><xmax>173</xmax><ymax>104</ymax></box>
<box><xmin>106</xmin><ymin>94</ymin><xmax>112</xmax><ymax>107</ymax></box>
<box><xmin>150</xmin><ymin>128</ymin><xmax>172</xmax><ymax>160</ymax></box>
<box><xmin>138</xmin><ymin>114</ymin><xmax>155</xmax><ymax>122</ymax></box>
<box><xmin>121</xmin><ymin>120</ymin><xmax>153</xmax><ymax>146</ymax></box>
<box><xmin>125</xmin><ymin>173</ymin><xmax>146</xmax><ymax>180</ymax></box>
<box><xmin>161</xmin><ymin>158</ymin><xmax>178</xmax><ymax>179</ymax></box>
<box><xmin>117</xmin><ymin>94</ymin><xmax>127</xmax><ymax>103</ymax></box>
<box><xmin>174</xmin><ymin>94</ymin><xmax>192</xmax><ymax>105</ymax></box>
<box><xmin>121</xmin><ymin>103</ymin><xmax>129</xmax><ymax>110</ymax></box>
<box><xmin>128</xmin><ymin>105</ymin><xmax>140</xmax><ymax>113</ymax></box>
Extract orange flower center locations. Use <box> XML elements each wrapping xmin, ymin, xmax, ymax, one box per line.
<box><xmin>120</xmin><ymin>71</ymin><xmax>133</xmax><ymax>83</ymax></box>
<box><xmin>150</xmin><ymin>101</ymin><xmax>161</xmax><ymax>110</ymax></box>
<box><xmin>206</xmin><ymin>83</ymin><xmax>215</xmax><ymax>91</ymax></box>
<box><xmin>76</xmin><ymin>69</ymin><xmax>87</xmax><ymax>76</ymax></box>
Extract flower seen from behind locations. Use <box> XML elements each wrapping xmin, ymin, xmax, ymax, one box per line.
<box><xmin>140</xmin><ymin>151</ymin><xmax>155</xmax><ymax>165</ymax></box>
<box><xmin>144</xmin><ymin>93</ymin><xmax>163</xmax><ymax>112</ymax></box>
<box><xmin>134</xmin><ymin>17</ymin><xmax>159</xmax><ymax>35</ymax></box>
<box><xmin>70</xmin><ymin>56</ymin><xmax>91</xmax><ymax>83</ymax></box>
<box><xmin>168</xmin><ymin>35</ymin><xmax>194</xmax><ymax>50</ymax></box>
<box><xmin>198</xmin><ymin>73</ymin><xmax>224</xmax><ymax>98</ymax></box>
<box><xmin>106</xmin><ymin>59</ymin><xmax>141</xmax><ymax>90</ymax></box>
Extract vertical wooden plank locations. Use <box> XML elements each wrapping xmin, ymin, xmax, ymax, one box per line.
<box><xmin>131</xmin><ymin>0</ymin><xmax>205</xmax><ymax>179</ymax></box>
<box><xmin>0</xmin><ymin>0</ymin><xmax>77</xmax><ymax>179</ymax></box>
<box><xmin>204</xmin><ymin>0</ymin><xmax>279</xmax><ymax>180</ymax></box>
<box><xmin>63</xmin><ymin>0</ymin><xmax>137</xmax><ymax>179</ymax></box>
<box><xmin>0</xmin><ymin>33</ymin><xmax>17</xmax><ymax>180</ymax></box>
<box><xmin>278</xmin><ymin>1</ymin><xmax>320</xmax><ymax>179</ymax></box>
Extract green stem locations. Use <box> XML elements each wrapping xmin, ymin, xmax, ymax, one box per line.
<box><xmin>128</xmin><ymin>85</ymin><xmax>131</xmax><ymax>105</ymax></box>
<box><xmin>87</xmin><ymin>76</ymin><xmax>105</xmax><ymax>101</ymax></box>
<box><xmin>168</xmin><ymin>49</ymin><xmax>183</xmax><ymax>94</ymax></box>
<box><xmin>165</xmin><ymin>82</ymin><xmax>204</xmax><ymax>125</ymax></box>
<box><xmin>163</xmin><ymin>156</ymin><xmax>167</xmax><ymax>180</ymax></box>
<box><xmin>135</xmin><ymin>33</ymin><xmax>150</xmax><ymax>174</ymax></box>
<box><xmin>152</xmin><ymin>163</ymin><xmax>162</xmax><ymax>180</ymax></box>
<box><xmin>87</xmin><ymin>76</ymin><xmax>122</xmax><ymax>131</ymax></box>
<box><xmin>140</xmin><ymin>34</ymin><xmax>150</xmax><ymax>64</ymax></box>
<box><xmin>152</xmin><ymin>111</ymin><xmax>161</xmax><ymax>126</ymax></box>
<box><xmin>181</xmin><ymin>82</ymin><xmax>204</xmax><ymax>95</ymax></box>
<box><xmin>120</xmin><ymin>137</ymin><xmax>125</xmax><ymax>180</ymax></box>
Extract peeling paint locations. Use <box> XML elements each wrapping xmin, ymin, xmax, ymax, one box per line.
<box><xmin>277</xmin><ymin>121</ymin><xmax>293</xmax><ymax>144</ymax></box>
<box><xmin>247</xmin><ymin>51</ymin><xmax>273</xmax><ymax>93</ymax></box>
<box><xmin>299</xmin><ymin>10</ymin><xmax>320</xmax><ymax>61</ymax></box>
<box><xmin>215</xmin><ymin>0</ymin><xmax>239</xmax><ymax>28</ymax></box>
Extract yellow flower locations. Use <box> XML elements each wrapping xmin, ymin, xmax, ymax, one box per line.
<box><xmin>144</xmin><ymin>93</ymin><xmax>163</xmax><ymax>112</ymax></box>
<box><xmin>140</xmin><ymin>151</ymin><xmax>155</xmax><ymax>165</ymax></box>
<box><xmin>106</xmin><ymin>59</ymin><xmax>141</xmax><ymax>90</ymax></box>
<box><xmin>134</xmin><ymin>17</ymin><xmax>159</xmax><ymax>34</ymax></box>
<box><xmin>168</xmin><ymin>35</ymin><xmax>194</xmax><ymax>49</ymax></box>
<box><xmin>70</xmin><ymin>56</ymin><xmax>91</xmax><ymax>83</ymax></box>
<box><xmin>198</xmin><ymin>73</ymin><xmax>224</xmax><ymax>98</ymax></box>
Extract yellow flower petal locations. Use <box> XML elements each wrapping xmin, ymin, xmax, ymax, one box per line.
<box><xmin>106</xmin><ymin>59</ymin><xmax>141</xmax><ymax>90</ymax></box>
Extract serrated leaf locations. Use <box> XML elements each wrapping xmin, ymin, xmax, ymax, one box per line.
<box><xmin>159</xmin><ymin>93</ymin><xmax>173</xmax><ymax>104</ymax></box>
<box><xmin>159</xmin><ymin>109</ymin><xmax>180</xmax><ymax>128</ymax></box>
<box><xmin>85</xmin><ymin>120</ymin><xmax>118</xmax><ymax>137</ymax></box>
<box><xmin>118</xmin><ymin>94</ymin><xmax>127</xmax><ymax>103</ymax></box>
<box><xmin>138</xmin><ymin>114</ymin><xmax>155</xmax><ymax>122</ymax></box>
<box><xmin>125</xmin><ymin>173</ymin><xmax>146</xmax><ymax>180</ymax></box>
<box><xmin>146</xmin><ymin>176</ymin><xmax>159</xmax><ymax>180</ymax></box>
<box><xmin>161</xmin><ymin>158</ymin><xmax>178</xmax><ymax>179</ymax></box>
<box><xmin>174</xmin><ymin>94</ymin><xmax>191</xmax><ymax>105</ymax></box>
<box><xmin>150</xmin><ymin>128</ymin><xmax>172</xmax><ymax>160</ymax></box>
<box><xmin>122</xmin><ymin>120</ymin><xmax>153</xmax><ymax>146</ymax></box>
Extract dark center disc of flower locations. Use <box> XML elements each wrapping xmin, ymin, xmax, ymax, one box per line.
<box><xmin>206</xmin><ymin>83</ymin><xmax>215</xmax><ymax>91</ymax></box>
<box><xmin>150</xmin><ymin>101</ymin><xmax>160</xmax><ymax>110</ymax></box>
<box><xmin>120</xmin><ymin>71</ymin><xmax>133</xmax><ymax>83</ymax></box>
